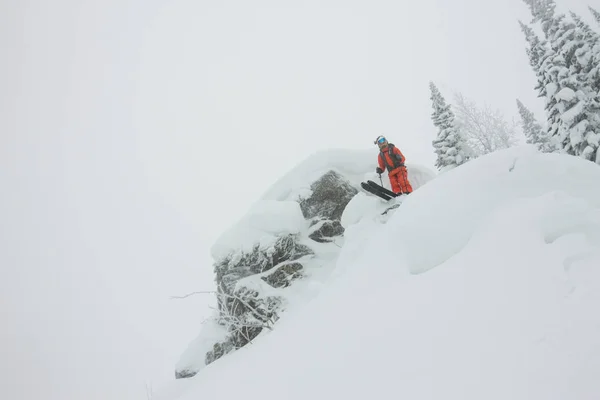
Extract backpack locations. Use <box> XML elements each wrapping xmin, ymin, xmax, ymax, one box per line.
<box><xmin>379</xmin><ymin>143</ymin><xmax>404</xmax><ymax>171</ymax></box>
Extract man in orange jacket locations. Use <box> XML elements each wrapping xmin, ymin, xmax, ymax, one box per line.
<box><xmin>374</xmin><ymin>135</ymin><xmax>413</xmax><ymax>195</ymax></box>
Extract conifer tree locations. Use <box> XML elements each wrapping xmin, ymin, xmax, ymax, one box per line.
<box><xmin>518</xmin><ymin>19</ymin><xmax>562</xmax><ymax>151</ymax></box>
<box><xmin>570</xmin><ymin>12</ymin><xmax>600</xmax><ymax>94</ymax></box>
<box><xmin>522</xmin><ymin>0</ymin><xmax>556</xmax><ymax>35</ymax></box>
<box><xmin>516</xmin><ymin>99</ymin><xmax>556</xmax><ymax>152</ymax></box>
<box><xmin>589</xmin><ymin>6</ymin><xmax>600</xmax><ymax>26</ymax></box>
<box><xmin>518</xmin><ymin>21</ymin><xmax>555</xmax><ymax>103</ymax></box>
<box><xmin>429</xmin><ymin>82</ymin><xmax>472</xmax><ymax>171</ymax></box>
<box><xmin>520</xmin><ymin>0</ymin><xmax>600</xmax><ymax>163</ymax></box>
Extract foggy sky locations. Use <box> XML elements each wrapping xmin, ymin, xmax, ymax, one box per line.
<box><xmin>1</xmin><ymin>0</ymin><xmax>596</xmax><ymax>399</ymax></box>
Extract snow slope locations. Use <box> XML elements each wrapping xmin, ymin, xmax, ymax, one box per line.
<box><xmin>157</xmin><ymin>146</ymin><xmax>600</xmax><ymax>400</ymax></box>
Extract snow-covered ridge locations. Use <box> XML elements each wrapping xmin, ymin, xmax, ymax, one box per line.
<box><xmin>211</xmin><ymin>148</ymin><xmax>435</xmax><ymax>259</ymax></box>
<box><xmin>161</xmin><ymin>145</ymin><xmax>600</xmax><ymax>400</ymax></box>
<box><xmin>394</xmin><ymin>145</ymin><xmax>600</xmax><ymax>274</ymax></box>
<box><xmin>175</xmin><ymin>148</ymin><xmax>436</xmax><ymax>379</ymax></box>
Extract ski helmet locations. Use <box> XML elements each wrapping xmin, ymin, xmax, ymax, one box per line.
<box><xmin>374</xmin><ymin>135</ymin><xmax>387</xmax><ymax>145</ymax></box>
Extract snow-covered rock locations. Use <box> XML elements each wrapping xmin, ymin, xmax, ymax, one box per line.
<box><xmin>159</xmin><ymin>145</ymin><xmax>600</xmax><ymax>400</ymax></box>
<box><xmin>174</xmin><ymin>148</ymin><xmax>436</xmax><ymax>379</ymax></box>
<box><xmin>299</xmin><ymin>170</ymin><xmax>358</xmax><ymax>243</ymax></box>
<box><xmin>210</xmin><ymin>200</ymin><xmax>307</xmax><ymax>260</ymax></box>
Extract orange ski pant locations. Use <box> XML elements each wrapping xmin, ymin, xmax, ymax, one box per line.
<box><xmin>389</xmin><ymin>166</ymin><xmax>413</xmax><ymax>194</ymax></box>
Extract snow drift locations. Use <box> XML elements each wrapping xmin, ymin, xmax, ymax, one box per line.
<box><xmin>394</xmin><ymin>145</ymin><xmax>600</xmax><ymax>274</ymax></box>
<box><xmin>162</xmin><ymin>145</ymin><xmax>600</xmax><ymax>400</ymax></box>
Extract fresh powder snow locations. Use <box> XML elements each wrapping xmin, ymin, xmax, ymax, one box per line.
<box><xmin>210</xmin><ymin>200</ymin><xmax>307</xmax><ymax>260</ymax></box>
<box><xmin>158</xmin><ymin>145</ymin><xmax>600</xmax><ymax>400</ymax></box>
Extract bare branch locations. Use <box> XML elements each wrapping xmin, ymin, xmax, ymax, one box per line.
<box><xmin>171</xmin><ymin>287</ymin><xmax>274</xmax><ymax>334</ymax></box>
<box><xmin>169</xmin><ymin>290</ymin><xmax>214</xmax><ymax>300</ymax></box>
<box><xmin>452</xmin><ymin>92</ymin><xmax>519</xmax><ymax>156</ymax></box>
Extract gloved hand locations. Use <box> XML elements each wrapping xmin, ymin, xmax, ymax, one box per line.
<box><xmin>376</xmin><ymin>167</ymin><xmax>383</xmax><ymax>174</ymax></box>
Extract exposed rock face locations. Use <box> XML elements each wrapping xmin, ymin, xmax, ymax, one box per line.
<box><xmin>175</xmin><ymin>170</ymin><xmax>359</xmax><ymax>379</ymax></box>
<box><xmin>300</xmin><ymin>171</ymin><xmax>358</xmax><ymax>243</ymax></box>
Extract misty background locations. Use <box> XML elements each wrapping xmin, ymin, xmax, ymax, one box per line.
<box><xmin>1</xmin><ymin>0</ymin><xmax>595</xmax><ymax>399</ymax></box>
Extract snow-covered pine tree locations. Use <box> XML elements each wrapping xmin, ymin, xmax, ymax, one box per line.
<box><xmin>519</xmin><ymin>20</ymin><xmax>562</xmax><ymax>151</ymax></box>
<box><xmin>589</xmin><ymin>6</ymin><xmax>600</xmax><ymax>26</ymax></box>
<box><xmin>545</xmin><ymin>14</ymin><xmax>588</xmax><ymax>156</ymax></box>
<box><xmin>519</xmin><ymin>21</ymin><xmax>555</xmax><ymax>97</ymax></box>
<box><xmin>519</xmin><ymin>20</ymin><xmax>547</xmax><ymax>72</ymax></box>
<box><xmin>569</xmin><ymin>12</ymin><xmax>600</xmax><ymax>161</ymax></box>
<box><xmin>570</xmin><ymin>12</ymin><xmax>600</xmax><ymax>95</ymax></box>
<box><xmin>522</xmin><ymin>0</ymin><xmax>556</xmax><ymax>35</ymax></box>
<box><xmin>429</xmin><ymin>82</ymin><xmax>472</xmax><ymax>171</ymax></box>
<box><xmin>521</xmin><ymin>0</ymin><xmax>600</xmax><ymax>163</ymax></box>
<box><xmin>550</xmin><ymin>12</ymin><xmax>600</xmax><ymax>162</ymax></box>
<box><xmin>516</xmin><ymin>99</ymin><xmax>555</xmax><ymax>152</ymax></box>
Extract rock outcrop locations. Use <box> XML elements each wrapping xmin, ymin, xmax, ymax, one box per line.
<box><xmin>301</xmin><ymin>171</ymin><xmax>358</xmax><ymax>242</ymax></box>
<box><xmin>175</xmin><ymin>170</ymin><xmax>358</xmax><ymax>379</ymax></box>
<box><xmin>203</xmin><ymin>234</ymin><xmax>313</xmax><ymax>367</ymax></box>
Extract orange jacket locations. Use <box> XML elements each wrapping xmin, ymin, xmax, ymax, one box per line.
<box><xmin>378</xmin><ymin>144</ymin><xmax>406</xmax><ymax>175</ymax></box>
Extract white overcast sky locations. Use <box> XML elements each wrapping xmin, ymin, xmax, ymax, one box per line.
<box><xmin>1</xmin><ymin>0</ymin><xmax>596</xmax><ymax>399</ymax></box>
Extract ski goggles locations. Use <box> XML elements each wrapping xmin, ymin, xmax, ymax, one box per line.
<box><xmin>376</xmin><ymin>136</ymin><xmax>386</xmax><ymax>144</ymax></box>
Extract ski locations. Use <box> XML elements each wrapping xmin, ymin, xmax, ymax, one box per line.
<box><xmin>366</xmin><ymin>180</ymin><xmax>400</xmax><ymax>198</ymax></box>
<box><xmin>361</xmin><ymin>182</ymin><xmax>393</xmax><ymax>201</ymax></box>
